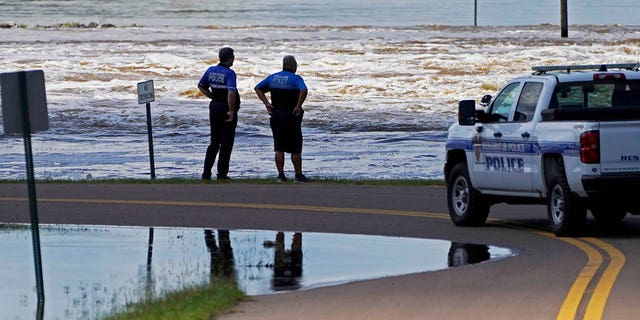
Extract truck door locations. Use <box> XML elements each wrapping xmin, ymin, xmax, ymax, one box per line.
<box><xmin>499</xmin><ymin>81</ymin><xmax>543</xmax><ymax>192</ymax></box>
<box><xmin>474</xmin><ymin>81</ymin><xmax>543</xmax><ymax>193</ymax></box>
<box><xmin>472</xmin><ymin>81</ymin><xmax>521</xmax><ymax>190</ymax></box>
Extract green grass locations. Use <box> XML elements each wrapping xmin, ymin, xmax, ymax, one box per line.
<box><xmin>0</xmin><ymin>177</ymin><xmax>445</xmax><ymax>186</ymax></box>
<box><xmin>103</xmin><ymin>281</ymin><xmax>245</xmax><ymax>320</ymax></box>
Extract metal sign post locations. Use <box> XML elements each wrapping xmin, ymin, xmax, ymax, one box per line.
<box><xmin>1</xmin><ymin>70</ymin><xmax>49</xmax><ymax>314</ymax></box>
<box><xmin>137</xmin><ymin>80</ymin><xmax>156</xmax><ymax>179</ymax></box>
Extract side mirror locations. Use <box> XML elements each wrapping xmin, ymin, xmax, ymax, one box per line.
<box><xmin>480</xmin><ymin>95</ymin><xmax>492</xmax><ymax>107</ymax></box>
<box><xmin>458</xmin><ymin>100</ymin><xmax>476</xmax><ymax>125</ymax></box>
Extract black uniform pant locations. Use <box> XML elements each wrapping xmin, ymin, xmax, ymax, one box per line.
<box><xmin>203</xmin><ymin>102</ymin><xmax>237</xmax><ymax>178</ymax></box>
<box><xmin>270</xmin><ymin>108</ymin><xmax>303</xmax><ymax>154</ymax></box>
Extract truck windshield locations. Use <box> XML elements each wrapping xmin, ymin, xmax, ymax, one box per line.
<box><xmin>552</xmin><ymin>80</ymin><xmax>640</xmax><ymax>109</ymax></box>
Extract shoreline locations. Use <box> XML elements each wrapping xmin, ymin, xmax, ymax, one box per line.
<box><xmin>0</xmin><ymin>177</ymin><xmax>446</xmax><ymax>186</ymax></box>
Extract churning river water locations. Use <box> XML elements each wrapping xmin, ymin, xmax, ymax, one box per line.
<box><xmin>2</xmin><ymin>1</ymin><xmax>640</xmax><ymax>180</ymax></box>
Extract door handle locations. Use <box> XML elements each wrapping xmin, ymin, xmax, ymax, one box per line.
<box><xmin>521</xmin><ymin>132</ymin><xmax>531</xmax><ymax>138</ymax></box>
<box><xmin>493</xmin><ymin>132</ymin><xmax>502</xmax><ymax>138</ymax></box>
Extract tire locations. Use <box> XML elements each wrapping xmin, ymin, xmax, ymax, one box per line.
<box><xmin>447</xmin><ymin>162</ymin><xmax>490</xmax><ymax>227</ymax></box>
<box><xmin>546</xmin><ymin>161</ymin><xmax>587</xmax><ymax>236</ymax></box>
<box><xmin>590</xmin><ymin>204</ymin><xmax>627</xmax><ymax>224</ymax></box>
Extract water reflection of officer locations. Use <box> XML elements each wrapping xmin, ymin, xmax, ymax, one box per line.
<box><xmin>447</xmin><ymin>242</ymin><xmax>490</xmax><ymax>267</ymax></box>
<box><xmin>204</xmin><ymin>229</ymin><xmax>235</xmax><ymax>281</ymax></box>
<box><xmin>266</xmin><ymin>232</ymin><xmax>303</xmax><ymax>291</ymax></box>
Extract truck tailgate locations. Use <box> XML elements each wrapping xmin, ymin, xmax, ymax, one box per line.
<box><xmin>599</xmin><ymin>121</ymin><xmax>640</xmax><ymax>174</ymax></box>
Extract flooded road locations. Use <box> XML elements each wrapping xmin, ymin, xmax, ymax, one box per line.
<box><xmin>1</xmin><ymin>224</ymin><xmax>513</xmax><ymax>319</ymax></box>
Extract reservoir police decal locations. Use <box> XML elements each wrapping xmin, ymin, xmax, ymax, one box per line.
<box><xmin>482</xmin><ymin>141</ymin><xmax>531</xmax><ymax>153</ymax></box>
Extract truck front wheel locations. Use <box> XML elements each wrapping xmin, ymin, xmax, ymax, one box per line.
<box><xmin>547</xmin><ymin>163</ymin><xmax>586</xmax><ymax>236</ymax></box>
<box><xmin>447</xmin><ymin>163</ymin><xmax>490</xmax><ymax>227</ymax></box>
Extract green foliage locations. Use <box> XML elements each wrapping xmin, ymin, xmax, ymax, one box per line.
<box><xmin>103</xmin><ymin>281</ymin><xmax>245</xmax><ymax>320</ymax></box>
<box><xmin>61</xmin><ymin>22</ymin><xmax>83</xmax><ymax>28</ymax></box>
<box><xmin>0</xmin><ymin>178</ymin><xmax>444</xmax><ymax>186</ymax></box>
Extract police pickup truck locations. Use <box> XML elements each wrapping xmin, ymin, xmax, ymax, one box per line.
<box><xmin>444</xmin><ymin>63</ymin><xmax>640</xmax><ymax>236</ymax></box>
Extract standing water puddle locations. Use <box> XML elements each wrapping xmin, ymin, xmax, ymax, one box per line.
<box><xmin>0</xmin><ymin>224</ymin><xmax>515</xmax><ymax>319</ymax></box>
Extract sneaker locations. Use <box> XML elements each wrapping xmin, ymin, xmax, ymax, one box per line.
<box><xmin>202</xmin><ymin>173</ymin><xmax>212</xmax><ymax>180</ymax></box>
<box><xmin>294</xmin><ymin>174</ymin><xmax>311</xmax><ymax>183</ymax></box>
<box><xmin>277</xmin><ymin>173</ymin><xmax>288</xmax><ymax>183</ymax></box>
<box><xmin>217</xmin><ymin>175</ymin><xmax>231</xmax><ymax>181</ymax></box>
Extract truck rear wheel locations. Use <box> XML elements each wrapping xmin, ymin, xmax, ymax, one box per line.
<box><xmin>447</xmin><ymin>163</ymin><xmax>490</xmax><ymax>227</ymax></box>
<box><xmin>547</xmin><ymin>162</ymin><xmax>586</xmax><ymax>236</ymax></box>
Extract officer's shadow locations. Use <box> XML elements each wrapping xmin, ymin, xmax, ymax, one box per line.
<box><xmin>488</xmin><ymin>211</ymin><xmax>640</xmax><ymax>239</ymax></box>
<box><xmin>263</xmin><ymin>232</ymin><xmax>303</xmax><ymax>291</ymax></box>
<box><xmin>580</xmin><ymin>216</ymin><xmax>640</xmax><ymax>238</ymax></box>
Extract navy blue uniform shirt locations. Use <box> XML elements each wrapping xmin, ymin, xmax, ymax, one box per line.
<box><xmin>255</xmin><ymin>70</ymin><xmax>307</xmax><ymax>110</ymax></box>
<box><xmin>198</xmin><ymin>64</ymin><xmax>239</xmax><ymax>109</ymax></box>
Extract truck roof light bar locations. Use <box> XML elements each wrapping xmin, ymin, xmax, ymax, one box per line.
<box><xmin>532</xmin><ymin>63</ymin><xmax>640</xmax><ymax>74</ymax></box>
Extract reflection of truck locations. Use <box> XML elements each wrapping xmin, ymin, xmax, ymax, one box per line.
<box><xmin>444</xmin><ymin>63</ymin><xmax>640</xmax><ymax>236</ymax></box>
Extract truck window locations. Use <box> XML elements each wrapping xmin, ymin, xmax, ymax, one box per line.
<box><xmin>554</xmin><ymin>80</ymin><xmax>640</xmax><ymax>109</ymax></box>
<box><xmin>611</xmin><ymin>80</ymin><xmax>640</xmax><ymax>107</ymax></box>
<box><xmin>490</xmin><ymin>82</ymin><xmax>520</xmax><ymax>121</ymax></box>
<box><xmin>514</xmin><ymin>82</ymin><xmax>543</xmax><ymax>122</ymax></box>
<box><xmin>555</xmin><ymin>84</ymin><xmax>586</xmax><ymax>109</ymax></box>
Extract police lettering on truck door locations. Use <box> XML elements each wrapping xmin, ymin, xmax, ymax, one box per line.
<box><xmin>475</xmin><ymin>124</ymin><xmax>533</xmax><ymax>192</ymax></box>
<box><xmin>484</xmin><ymin>141</ymin><xmax>526</xmax><ymax>172</ymax></box>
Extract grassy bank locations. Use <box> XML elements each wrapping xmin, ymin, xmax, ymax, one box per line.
<box><xmin>104</xmin><ymin>280</ymin><xmax>245</xmax><ymax>320</ymax></box>
<box><xmin>0</xmin><ymin>177</ymin><xmax>445</xmax><ymax>186</ymax></box>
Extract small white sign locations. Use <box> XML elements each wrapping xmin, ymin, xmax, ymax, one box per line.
<box><xmin>137</xmin><ymin>80</ymin><xmax>155</xmax><ymax>104</ymax></box>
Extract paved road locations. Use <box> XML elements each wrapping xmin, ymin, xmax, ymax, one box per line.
<box><xmin>1</xmin><ymin>183</ymin><xmax>639</xmax><ymax>320</ymax></box>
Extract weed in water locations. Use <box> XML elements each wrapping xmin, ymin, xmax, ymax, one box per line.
<box><xmin>103</xmin><ymin>281</ymin><xmax>244</xmax><ymax>320</ymax></box>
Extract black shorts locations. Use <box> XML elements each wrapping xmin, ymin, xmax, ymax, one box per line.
<box><xmin>270</xmin><ymin>108</ymin><xmax>303</xmax><ymax>154</ymax></box>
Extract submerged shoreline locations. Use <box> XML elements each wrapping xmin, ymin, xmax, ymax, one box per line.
<box><xmin>0</xmin><ymin>178</ymin><xmax>446</xmax><ymax>186</ymax></box>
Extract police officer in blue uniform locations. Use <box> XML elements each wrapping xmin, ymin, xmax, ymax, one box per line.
<box><xmin>198</xmin><ymin>47</ymin><xmax>240</xmax><ymax>180</ymax></box>
<box><xmin>254</xmin><ymin>55</ymin><xmax>310</xmax><ymax>182</ymax></box>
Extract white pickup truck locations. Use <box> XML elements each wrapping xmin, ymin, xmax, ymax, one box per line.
<box><xmin>444</xmin><ymin>63</ymin><xmax>640</xmax><ymax>236</ymax></box>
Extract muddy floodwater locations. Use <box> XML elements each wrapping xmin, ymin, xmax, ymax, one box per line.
<box><xmin>0</xmin><ymin>224</ymin><xmax>515</xmax><ymax>319</ymax></box>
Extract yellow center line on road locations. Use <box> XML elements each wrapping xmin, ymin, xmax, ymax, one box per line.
<box><xmin>0</xmin><ymin>197</ymin><xmax>448</xmax><ymax>219</ymax></box>
<box><xmin>531</xmin><ymin>230</ymin><xmax>625</xmax><ymax>320</ymax></box>
<box><xmin>0</xmin><ymin>196</ymin><xmax>626</xmax><ymax>320</ymax></box>
<box><xmin>582</xmin><ymin>238</ymin><xmax>626</xmax><ymax>320</ymax></box>
<box><xmin>546</xmin><ymin>235</ymin><xmax>604</xmax><ymax>320</ymax></box>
